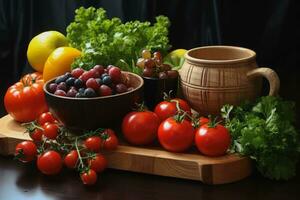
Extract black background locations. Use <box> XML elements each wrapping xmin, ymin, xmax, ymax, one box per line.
<box><xmin>1</xmin><ymin>0</ymin><xmax>300</xmax><ymax>120</ymax></box>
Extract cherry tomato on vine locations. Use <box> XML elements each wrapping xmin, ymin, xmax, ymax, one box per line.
<box><xmin>84</xmin><ymin>136</ymin><xmax>102</xmax><ymax>152</ymax></box>
<box><xmin>64</xmin><ymin>150</ymin><xmax>79</xmax><ymax>169</ymax></box>
<box><xmin>15</xmin><ymin>141</ymin><xmax>37</xmax><ymax>162</ymax></box>
<box><xmin>158</xmin><ymin>117</ymin><xmax>194</xmax><ymax>152</ymax></box>
<box><xmin>199</xmin><ymin>117</ymin><xmax>209</xmax><ymax>126</ymax></box>
<box><xmin>195</xmin><ymin>123</ymin><xmax>231</xmax><ymax>156</ymax></box>
<box><xmin>80</xmin><ymin>169</ymin><xmax>97</xmax><ymax>185</ymax></box>
<box><xmin>154</xmin><ymin>98</ymin><xmax>191</xmax><ymax>122</ymax></box>
<box><xmin>122</xmin><ymin>110</ymin><xmax>160</xmax><ymax>145</ymax></box>
<box><xmin>4</xmin><ymin>73</ymin><xmax>48</xmax><ymax>122</ymax></box>
<box><xmin>101</xmin><ymin>129</ymin><xmax>118</xmax><ymax>150</ymax></box>
<box><xmin>37</xmin><ymin>112</ymin><xmax>56</xmax><ymax>125</ymax></box>
<box><xmin>88</xmin><ymin>154</ymin><xmax>107</xmax><ymax>173</ymax></box>
<box><xmin>42</xmin><ymin>123</ymin><xmax>59</xmax><ymax>139</ymax></box>
<box><xmin>37</xmin><ymin>150</ymin><xmax>62</xmax><ymax>175</ymax></box>
<box><xmin>29</xmin><ymin>128</ymin><xmax>43</xmax><ymax>142</ymax></box>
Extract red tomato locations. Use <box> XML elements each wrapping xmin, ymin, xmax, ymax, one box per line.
<box><xmin>195</xmin><ymin>124</ymin><xmax>231</xmax><ymax>156</ymax></box>
<box><xmin>158</xmin><ymin>117</ymin><xmax>194</xmax><ymax>152</ymax></box>
<box><xmin>37</xmin><ymin>112</ymin><xmax>56</xmax><ymax>125</ymax></box>
<box><xmin>122</xmin><ymin>111</ymin><xmax>160</xmax><ymax>145</ymax></box>
<box><xmin>4</xmin><ymin>73</ymin><xmax>48</xmax><ymax>122</ymax></box>
<box><xmin>80</xmin><ymin>169</ymin><xmax>97</xmax><ymax>185</ymax></box>
<box><xmin>199</xmin><ymin>117</ymin><xmax>209</xmax><ymax>126</ymax></box>
<box><xmin>101</xmin><ymin>129</ymin><xmax>118</xmax><ymax>150</ymax></box>
<box><xmin>88</xmin><ymin>154</ymin><xmax>107</xmax><ymax>173</ymax></box>
<box><xmin>64</xmin><ymin>150</ymin><xmax>79</xmax><ymax>169</ymax></box>
<box><xmin>15</xmin><ymin>141</ymin><xmax>37</xmax><ymax>162</ymax></box>
<box><xmin>84</xmin><ymin>136</ymin><xmax>102</xmax><ymax>152</ymax></box>
<box><xmin>154</xmin><ymin>98</ymin><xmax>191</xmax><ymax>122</ymax></box>
<box><xmin>29</xmin><ymin>128</ymin><xmax>43</xmax><ymax>142</ymax></box>
<box><xmin>37</xmin><ymin>150</ymin><xmax>62</xmax><ymax>175</ymax></box>
<box><xmin>43</xmin><ymin>123</ymin><xmax>59</xmax><ymax>139</ymax></box>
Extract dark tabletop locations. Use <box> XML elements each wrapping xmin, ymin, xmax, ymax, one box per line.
<box><xmin>0</xmin><ymin>156</ymin><xmax>299</xmax><ymax>200</ymax></box>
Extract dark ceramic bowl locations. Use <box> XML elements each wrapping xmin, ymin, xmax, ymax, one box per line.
<box><xmin>143</xmin><ymin>76</ymin><xmax>178</xmax><ymax>110</ymax></box>
<box><xmin>44</xmin><ymin>72</ymin><xmax>144</xmax><ymax>132</ymax></box>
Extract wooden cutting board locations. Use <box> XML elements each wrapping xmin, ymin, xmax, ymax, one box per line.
<box><xmin>0</xmin><ymin>115</ymin><xmax>252</xmax><ymax>184</ymax></box>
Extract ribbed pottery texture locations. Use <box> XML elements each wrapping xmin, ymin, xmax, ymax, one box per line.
<box><xmin>179</xmin><ymin>46</ymin><xmax>264</xmax><ymax>116</ymax></box>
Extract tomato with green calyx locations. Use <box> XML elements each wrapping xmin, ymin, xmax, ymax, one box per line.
<box><xmin>158</xmin><ymin>115</ymin><xmax>194</xmax><ymax>152</ymax></box>
<box><xmin>195</xmin><ymin>118</ymin><xmax>231</xmax><ymax>157</ymax></box>
<box><xmin>4</xmin><ymin>73</ymin><xmax>48</xmax><ymax>122</ymax></box>
<box><xmin>88</xmin><ymin>154</ymin><xmax>107</xmax><ymax>173</ymax></box>
<box><xmin>154</xmin><ymin>98</ymin><xmax>191</xmax><ymax>122</ymax></box>
<box><xmin>101</xmin><ymin>129</ymin><xmax>118</xmax><ymax>150</ymax></box>
<box><xmin>29</xmin><ymin>128</ymin><xmax>43</xmax><ymax>142</ymax></box>
<box><xmin>15</xmin><ymin>141</ymin><xmax>37</xmax><ymax>163</ymax></box>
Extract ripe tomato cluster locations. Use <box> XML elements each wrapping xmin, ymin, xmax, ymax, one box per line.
<box><xmin>15</xmin><ymin>112</ymin><xmax>118</xmax><ymax>185</ymax></box>
<box><xmin>122</xmin><ymin>97</ymin><xmax>231</xmax><ymax>156</ymax></box>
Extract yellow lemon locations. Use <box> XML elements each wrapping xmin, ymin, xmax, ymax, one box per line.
<box><xmin>43</xmin><ymin>47</ymin><xmax>81</xmax><ymax>82</ymax></box>
<box><xmin>27</xmin><ymin>31</ymin><xmax>68</xmax><ymax>72</ymax></box>
<box><xmin>164</xmin><ymin>49</ymin><xmax>187</xmax><ymax>68</ymax></box>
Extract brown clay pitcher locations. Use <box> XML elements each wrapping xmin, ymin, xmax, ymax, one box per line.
<box><xmin>179</xmin><ymin>46</ymin><xmax>280</xmax><ymax>116</ymax></box>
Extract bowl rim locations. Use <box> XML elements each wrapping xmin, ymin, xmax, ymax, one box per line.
<box><xmin>43</xmin><ymin>71</ymin><xmax>144</xmax><ymax>100</ymax></box>
<box><xmin>185</xmin><ymin>45</ymin><xmax>256</xmax><ymax>64</ymax></box>
<box><xmin>142</xmin><ymin>76</ymin><xmax>178</xmax><ymax>81</ymax></box>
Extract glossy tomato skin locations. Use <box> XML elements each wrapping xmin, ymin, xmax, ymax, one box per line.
<box><xmin>88</xmin><ymin>154</ymin><xmax>107</xmax><ymax>173</ymax></box>
<box><xmin>29</xmin><ymin>129</ymin><xmax>43</xmax><ymax>142</ymax></box>
<box><xmin>84</xmin><ymin>136</ymin><xmax>102</xmax><ymax>152</ymax></box>
<box><xmin>4</xmin><ymin>73</ymin><xmax>48</xmax><ymax>122</ymax></box>
<box><xmin>64</xmin><ymin>150</ymin><xmax>79</xmax><ymax>169</ymax></box>
<box><xmin>80</xmin><ymin>169</ymin><xmax>97</xmax><ymax>185</ymax></box>
<box><xmin>122</xmin><ymin>111</ymin><xmax>160</xmax><ymax>145</ymax></box>
<box><xmin>199</xmin><ymin>117</ymin><xmax>209</xmax><ymax>126</ymax></box>
<box><xmin>102</xmin><ymin>129</ymin><xmax>118</xmax><ymax>150</ymax></box>
<box><xmin>195</xmin><ymin>124</ymin><xmax>231</xmax><ymax>156</ymax></box>
<box><xmin>37</xmin><ymin>150</ymin><xmax>63</xmax><ymax>175</ymax></box>
<box><xmin>38</xmin><ymin>112</ymin><xmax>56</xmax><ymax>125</ymax></box>
<box><xmin>158</xmin><ymin>117</ymin><xmax>194</xmax><ymax>152</ymax></box>
<box><xmin>15</xmin><ymin>141</ymin><xmax>37</xmax><ymax>162</ymax></box>
<box><xmin>154</xmin><ymin>98</ymin><xmax>191</xmax><ymax>122</ymax></box>
<box><xmin>42</xmin><ymin>123</ymin><xmax>59</xmax><ymax>139</ymax></box>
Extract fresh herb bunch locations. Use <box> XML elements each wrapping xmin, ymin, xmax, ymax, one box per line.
<box><xmin>66</xmin><ymin>7</ymin><xmax>171</xmax><ymax>73</ymax></box>
<box><xmin>221</xmin><ymin>96</ymin><xmax>300</xmax><ymax>180</ymax></box>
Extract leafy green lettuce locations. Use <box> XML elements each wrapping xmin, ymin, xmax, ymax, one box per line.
<box><xmin>221</xmin><ymin>96</ymin><xmax>300</xmax><ymax>180</ymax></box>
<box><xmin>66</xmin><ymin>7</ymin><xmax>171</xmax><ymax>72</ymax></box>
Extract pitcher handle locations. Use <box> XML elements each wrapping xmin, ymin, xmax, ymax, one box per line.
<box><xmin>247</xmin><ymin>67</ymin><xmax>280</xmax><ymax>96</ymax></box>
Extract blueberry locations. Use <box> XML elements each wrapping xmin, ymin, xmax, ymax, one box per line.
<box><xmin>66</xmin><ymin>77</ymin><xmax>76</xmax><ymax>86</ymax></box>
<box><xmin>101</xmin><ymin>73</ymin><xmax>109</xmax><ymax>79</ymax></box>
<box><xmin>84</xmin><ymin>88</ymin><xmax>96</xmax><ymax>97</ymax></box>
<box><xmin>74</xmin><ymin>79</ymin><xmax>84</xmax><ymax>88</ymax></box>
<box><xmin>64</xmin><ymin>72</ymin><xmax>72</xmax><ymax>79</ymax></box>
<box><xmin>75</xmin><ymin>92</ymin><xmax>83</xmax><ymax>98</ymax></box>
<box><xmin>102</xmin><ymin>76</ymin><xmax>112</xmax><ymax>85</ymax></box>
<box><xmin>78</xmin><ymin>88</ymin><xmax>85</xmax><ymax>94</ymax></box>
<box><xmin>55</xmin><ymin>75</ymin><xmax>67</xmax><ymax>84</ymax></box>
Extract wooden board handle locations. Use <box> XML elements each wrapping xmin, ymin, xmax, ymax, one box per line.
<box><xmin>247</xmin><ymin>67</ymin><xmax>280</xmax><ymax>96</ymax></box>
